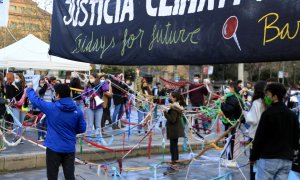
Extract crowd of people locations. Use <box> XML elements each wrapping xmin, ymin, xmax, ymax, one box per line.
<box><xmin>0</xmin><ymin>70</ymin><xmax>300</xmax><ymax>179</ymax></box>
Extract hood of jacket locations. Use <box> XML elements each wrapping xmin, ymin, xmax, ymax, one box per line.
<box><xmin>170</xmin><ymin>102</ymin><xmax>185</xmax><ymax>113</ymax></box>
<box><xmin>55</xmin><ymin>98</ymin><xmax>77</xmax><ymax>112</ymax></box>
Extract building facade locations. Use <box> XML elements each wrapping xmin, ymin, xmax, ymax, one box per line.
<box><xmin>0</xmin><ymin>0</ymin><xmax>51</xmax><ymax>48</ymax></box>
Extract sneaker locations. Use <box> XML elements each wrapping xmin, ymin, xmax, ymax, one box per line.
<box><xmin>12</xmin><ymin>137</ymin><xmax>23</xmax><ymax>144</ymax></box>
<box><xmin>220</xmin><ymin>158</ymin><xmax>238</xmax><ymax>168</ymax></box>
<box><xmin>37</xmin><ymin>138</ymin><xmax>44</xmax><ymax>142</ymax></box>
<box><xmin>163</xmin><ymin>167</ymin><xmax>179</xmax><ymax>176</ymax></box>
<box><xmin>121</xmin><ymin>124</ymin><xmax>126</xmax><ymax>128</ymax></box>
<box><xmin>12</xmin><ymin>137</ymin><xmax>19</xmax><ymax>143</ymax></box>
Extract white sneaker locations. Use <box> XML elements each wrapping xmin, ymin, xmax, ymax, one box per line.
<box><xmin>220</xmin><ymin>158</ymin><xmax>238</xmax><ymax>168</ymax></box>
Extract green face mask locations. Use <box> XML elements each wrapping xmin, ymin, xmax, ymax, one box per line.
<box><xmin>264</xmin><ymin>96</ymin><xmax>272</xmax><ymax>106</ymax></box>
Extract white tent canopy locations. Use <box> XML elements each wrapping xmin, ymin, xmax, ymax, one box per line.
<box><xmin>0</xmin><ymin>34</ymin><xmax>90</xmax><ymax>71</ymax></box>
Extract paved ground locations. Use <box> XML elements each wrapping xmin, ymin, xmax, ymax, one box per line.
<box><xmin>0</xmin><ymin>150</ymin><xmax>250</xmax><ymax>180</ymax></box>
<box><xmin>0</xmin><ymin>106</ymin><xmax>252</xmax><ymax>179</ymax></box>
<box><xmin>0</xmin><ymin>108</ymin><xmax>216</xmax><ymax>157</ymax></box>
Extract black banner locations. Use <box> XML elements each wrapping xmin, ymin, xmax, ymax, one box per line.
<box><xmin>49</xmin><ymin>0</ymin><xmax>300</xmax><ymax>65</ymax></box>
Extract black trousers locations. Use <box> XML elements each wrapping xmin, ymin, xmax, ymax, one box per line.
<box><xmin>192</xmin><ymin>103</ymin><xmax>204</xmax><ymax>131</ymax></box>
<box><xmin>224</xmin><ymin>123</ymin><xmax>236</xmax><ymax>160</ymax></box>
<box><xmin>46</xmin><ymin>148</ymin><xmax>75</xmax><ymax>180</ymax></box>
<box><xmin>170</xmin><ymin>138</ymin><xmax>179</xmax><ymax>162</ymax></box>
<box><xmin>101</xmin><ymin>107</ymin><xmax>112</xmax><ymax>128</ymax></box>
<box><xmin>250</xmin><ymin>147</ymin><xmax>256</xmax><ymax>180</ymax></box>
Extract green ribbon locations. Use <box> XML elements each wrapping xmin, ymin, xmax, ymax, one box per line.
<box><xmin>80</xmin><ymin>137</ymin><xmax>83</xmax><ymax>154</ymax></box>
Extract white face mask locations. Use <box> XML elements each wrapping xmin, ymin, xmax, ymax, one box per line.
<box><xmin>4</xmin><ymin>77</ymin><xmax>7</xmax><ymax>82</ymax></box>
<box><xmin>100</xmin><ymin>80</ymin><xmax>105</xmax><ymax>83</ymax></box>
<box><xmin>193</xmin><ymin>79</ymin><xmax>199</xmax><ymax>83</ymax></box>
<box><xmin>225</xmin><ymin>88</ymin><xmax>230</xmax><ymax>94</ymax></box>
<box><xmin>90</xmin><ymin>79</ymin><xmax>95</xmax><ymax>83</ymax></box>
<box><xmin>15</xmin><ymin>79</ymin><xmax>20</xmax><ymax>83</ymax></box>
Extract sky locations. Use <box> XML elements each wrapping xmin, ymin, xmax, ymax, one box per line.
<box><xmin>35</xmin><ymin>0</ymin><xmax>53</xmax><ymax>13</ymax></box>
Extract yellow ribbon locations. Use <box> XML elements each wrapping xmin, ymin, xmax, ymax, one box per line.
<box><xmin>123</xmin><ymin>167</ymin><xmax>150</xmax><ymax>171</ymax></box>
<box><xmin>210</xmin><ymin>142</ymin><xmax>223</xmax><ymax>150</ymax></box>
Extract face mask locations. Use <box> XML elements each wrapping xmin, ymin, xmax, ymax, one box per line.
<box><xmin>264</xmin><ymin>96</ymin><xmax>272</xmax><ymax>106</ymax></box>
<box><xmin>4</xmin><ymin>77</ymin><xmax>7</xmax><ymax>82</ymax></box>
<box><xmin>100</xmin><ymin>80</ymin><xmax>105</xmax><ymax>83</ymax></box>
<box><xmin>193</xmin><ymin>79</ymin><xmax>199</xmax><ymax>83</ymax></box>
<box><xmin>15</xmin><ymin>79</ymin><xmax>20</xmax><ymax>83</ymax></box>
<box><xmin>225</xmin><ymin>88</ymin><xmax>230</xmax><ymax>94</ymax></box>
<box><xmin>90</xmin><ymin>79</ymin><xmax>95</xmax><ymax>84</ymax></box>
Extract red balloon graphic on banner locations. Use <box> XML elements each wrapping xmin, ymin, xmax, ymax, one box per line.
<box><xmin>222</xmin><ymin>16</ymin><xmax>241</xmax><ymax>51</ymax></box>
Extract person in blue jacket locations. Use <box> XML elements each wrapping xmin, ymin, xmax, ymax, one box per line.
<box><xmin>26</xmin><ymin>83</ymin><xmax>86</xmax><ymax>180</ymax></box>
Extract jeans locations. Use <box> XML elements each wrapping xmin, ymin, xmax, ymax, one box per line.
<box><xmin>256</xmin><ymin>159</ymin><xmax>292</xmax><ymax>180</ymax></box>
<box><xmin>46</xmin><ymin>148</ymin><xmax>75</xmax><ymax>180</ymax></box>
<box><xmin>125</xmin><ymin>103</ymin><xmax>131</xmax><ymax>121</ymax></box>
<box><xmin>112</xmin><ymin>104</ymin><xmax>124</xmax><ymax>123</ymax></box>
<box><xmin>38</xmin><ymin>117</ymin><xmax>47</xmax><ymax>139</ymax></box>
<box><xmin>75</xmin><ymin>101</ymin><xmax>85</xmax><ymax>115</ymax></box>
<box><xmin>288</xmin><ymin>171</ymin><xmax>300</xmax><ymax>180</ymax></box>
<box><xmin>11</xmin><ymin>108</ymin><xmax>25</xmax><ymax>138</ymax></box>
<box><xmin>153</xmin><ymin>104</ymin><xmax>158</xmax><ymax>120</ymax></box>
<box><xmin>170</xmin><ymin>138</ymin><xmax>179</xmax><ymax>162</ymax></box>
<box><xmin>137</xmin><ymin>105</ymin><xmax>149</xmax><ymax>130</ymax></box>
<box><xmin>250</xmin><ymin>147</ymin><xmax>255</xmax><ymax>180</ymax></box>
<box><xmin>86</xmin><ymin>108</ymin><xmax>103</xmax><ymax>134</ymax></box>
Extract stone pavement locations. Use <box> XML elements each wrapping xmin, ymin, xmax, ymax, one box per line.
<box><xmin>0</xmin><ymin>107</ymin><xmax>250</xmax><ymax>180</ymax></box>
<box><xmin>0</xmin><ymin>150</ymin><xmax>250</xmax><ymax>180</ymax></box>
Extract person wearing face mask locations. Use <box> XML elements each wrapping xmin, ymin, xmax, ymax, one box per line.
<box><xmin>37</xmin><ymin>76</ymin><xmax>57</xmax><ymax>142</ymax></box>
<box><xmin>163</xmin><ymin>91</ymin><xmax>186</xmax><ymax>176</ymax></box>
<box><xmin>220</xmin><ymin>82</ymin><xmax>244</xmax><ymax>161</ymax></box>
<box><xmin>136</xmin><ymin>78</ymin><xmax>152</xmax><ymax>135</ymax></box>
<box><xmin>39</xmin><ymin>76</ymin><xmax>56</xmax><ymax>102</ymax></box>
<box><xmin>35</xmin><ymin>78</ymin><xmax>47</xmax><ymax>141</ymax></box>
<box><xmin>243</xmin><ymin>81</ymin><xmax>267</xmax><ymax>180</ymax></box>
<box><xmin>5</xmin><ymin>73</ymin><xmax>27</xmax><ymax>144</ymax></box>
<box><xmin>188</xmin><ymin>74</ymin><xmax>208</xmax><ymax>132</ymax></box>
<box><xmin>83</xmin><ymin>73</ymin><xmax>109</xmax><ymax>141</ymax></box>
<box><xmin>250</xmin><ymin>83</ymin><xmax>299</xmax><ymax>180</ymax></box>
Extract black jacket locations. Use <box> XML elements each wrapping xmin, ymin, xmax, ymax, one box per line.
<box><xmin>5</xmin><ymin>83</ymin><xmax>23</xmax><ymax>101</ymax></box>
<box><xmin>250</xmin><ymin>102</ymin><xmax>299</xmax><ymax>161</ymax></box>
<box><xmin>111</xmin><ymin>79</ymin><xmax>128</xmax><ymax>105</ymax></box>
<box><xmin>0</xmin><ymin>84</ymin><xmax>5</xmax><ymax>117</ymax></box>
<box><xmin>221</xmin><ymin>94</ymin><xmax>243</xmax><ymax>122</ymax></box>
<box><xmin>164</xmin><ymin>103</ymin><xmax>185</xmax><ymax>139</ymax></box>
